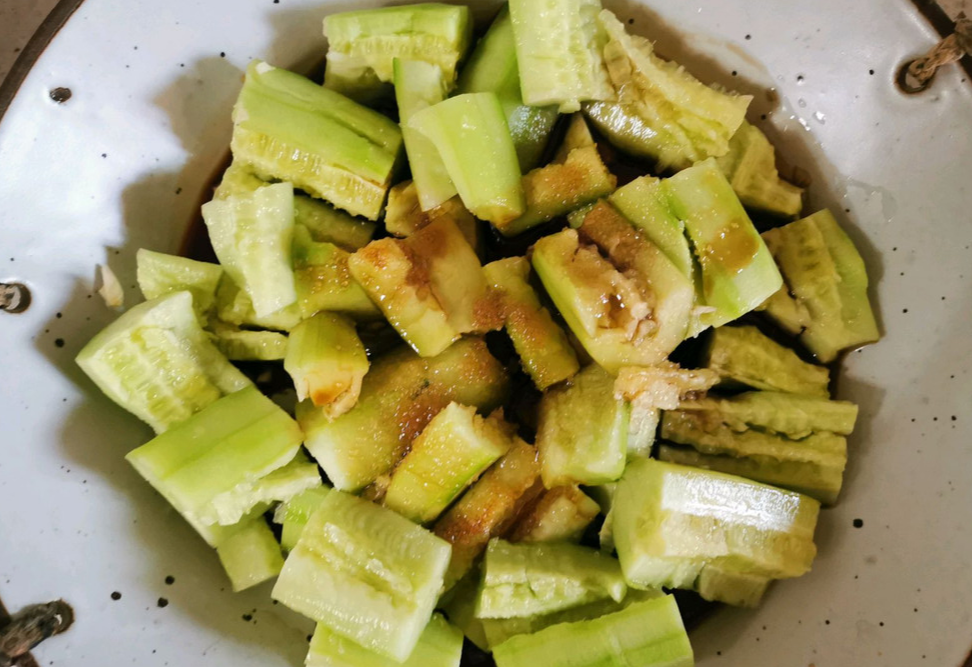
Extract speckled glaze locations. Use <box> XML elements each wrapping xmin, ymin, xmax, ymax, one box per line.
<box><xmin>1</xmin><ymin>1</ymin><xmax>971</xmax><ymax>665</ymax></box>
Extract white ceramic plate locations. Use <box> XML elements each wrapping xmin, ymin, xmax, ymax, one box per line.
<box><xmin>2</xmin><ymin>1</ymin><xmax>971</xmax><ymax>665</ymax></box>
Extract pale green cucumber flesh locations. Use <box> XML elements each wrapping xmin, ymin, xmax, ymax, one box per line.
<box><xmin>307</xmin><ymin>613</ymin><xmax>463</xmax><ymax>667</ymax></box>
<box><xmin>716</xmin><ymin>121</ymin><xmax>803</xmax><ymax>218</ymax></box>
<box><xmin>507</xmin><ymin>485</ymin><xmax>601</xmax><ymax>544</ymax></box>
<box><xmin>213</xmin><ymin>326</ymin><xmax>288</xmax><ymax>361</ymax></box>
<box><xmin>136</xmin><ymin>249</ymin><xmax>223</xmax><ymax>318</ymax></box>
<box><xmin>294</xmin><ymin>195</ymin><xmax>376</xmax><ymax>252</ymax></box>
<box><xmin>273</xmin><ymin>485</ymin><xmax>331</xmax><ymax>552</ymax></box>
<box><xmin>216</xmin><ymin>517</ymin><xmax>284</xmax><ymax>592</ymax></box>
<box><xmin>292</xmin><ymin>225</ymin><xmax>380</xmax><ymax>321</ymax></box>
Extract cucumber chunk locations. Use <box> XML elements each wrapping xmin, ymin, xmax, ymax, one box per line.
<box><xmin>202</xmin><ymin>181</ymin><xmax>297</xmax><ymax>319</ymax></box>
<box><xmin>292</xmin><ymin>225</ymin><xmax>380</xmax><ymax>321</ymax></box>
<box><xmin>613</xmin><ymin>458</ymin><xmax>820</xmax><ymax>588</ymax></box>
<box><xmin>537</xmin><ymin>364</ymin><xmax>630</xmax><ymax>487</ymax></box>
<box><xmin>323</xmin><ymin>4</ymin><xmax>472</xmax><ymax>102</ymax></box>
<box><xmin>212</xmin><ymin>325</ymin><xmax>288</xmax><ymax>361</ymax></box>
<box><xmin>717</xmin><ymin>121</ymin><xmax>803</xmax><ymax>219</ymax></box>
<box><xmin>273</xmin><ymin>485</ymin><xmax>331</xmax><ymax>552</ymax></box>
<box><xmin>438</xmin><ymin>573</ymin><xmax>490</xmax><ymax>651</ymax></box>
<box><xmin>508</xmin><ymin>0</ymin><xmax>612</xmax><ymax>113</ymax></box>
<box><xmin>484</xmin><ymin>257</ymin><xmax>579</xmax><ymax>390</ymax></box>
<box><xmin>384</xmin><ymin>180</ymin><xmax>481</xmax><ymax>252</ymax></box>
<box><xmin>492</xmin><ymin>595</ymin><xmax>693</xmax><ymax>667</ymax></box>
<box><xmin>231</xmin><ymin>61</ymin><xmax>402</xmax><ymax>220</ymax></box>
<box><xmin>136</xmin><ymin>249</ymin><xmax>223</xmax><ymax>319</ymax></box>
<box><xmin>307</xmin><ymin>613</ymin><xmax>463</xmax><ymax>667</ymax></box>
<box><xmin>457</xmin><ymin>7</ymin><xmax>558</xmax><ymax>171</ymax></box>
<box><xmin>434</xmin><ymin>438</ymin><xmax>543</xmax><ymax>587</ymax></box>
<box><xmin>665</xmin><ymin>158</ymin><xmax>782</xmax><ymax>331</ymax></box>
<box><xmin>216</xmin><ymin>517</ymin><xmax>284</xmax><ymax>592</ymax></box>
<box><xmin>585</xmin><ymin>10</ymin><xmax>750</xmax><ymax>170</ymax></box>
<box><xmin>271</xmin><ymin>490</ymin><xmax>451</xmax><ymax>661</ymax></box>
<box><xmin>284</xmin><ymin>312</ymin><xmax>369</xmax><ymax>418</ymax></box>
<box><xmin>476</xmin><ymin>539</ymin><xmax>627</xmax><ymax>619</ymax></box>
<box><xmin>384</xmin><ymin>403</ymin><xmax>513</xmax><ymax>523</ymax></box>
<box><xmin>298</xmin><ymin>338</ymin><xmax>508</xmax><ymax>492</ymax></box>
<box><xmin>407</xmin><ymin>93</ymin><xmax>525</xmax><ymax>226</ymax></box>
<box><xmin>694</xmin><ymin>564</ymin><xmax>770</xmax><ymax>608</ymax></box>
<box><xmin>761</xmin><ymin>209</ymin><xmax>880</xmax><ymax>362</ymax></box>
<box><xmin>614</xmin><ymin>361</ymin><xmax>720</xmax><ymax>412</ymax></box>
<box><xmin>76</xmin><ymin>291</ymin><xmax>251</xmax><ymax>433</ymax></box>
<box><xmin>675</xmin><ymin>391</ymin><xmax>858</xmax><ymax>437</ymax></box>
<box><xmin>126</xmin><ymin>386</ymin><xmax>304</xmax><ymax>527</ymax></box>
<box><xmin>213</xmin><ymin>275</ymin><xmax>302</xmax><ymax>332</ymax></box>
<box><xmin>349</xmin><ymin>216</ymin><xmax>499</xmax><ymax>357</ymax></box>
<box><xmin>294</xmin><ymin>195</ymin><xmax>376</xmax><ymax>252</ymax></box>
<box><xmin>703</xmin><ymin>324</ymin><xmax>830</xmax><ymax>397</ymax></box>
<box><xmin>507</xmin><ymin>485</ymin><xmax>600</xmax><ymax>544</ymax></box>
<box><xmin>627</xmin><ymin>402</ymin><xmax>659</xmax><ymax>460</ymax></box>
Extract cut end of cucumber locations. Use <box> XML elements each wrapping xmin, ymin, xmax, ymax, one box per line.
<box><xmin>216</xmin><ymin>517</ymin><xmax>284</xmax><ymax>592</ymax></box>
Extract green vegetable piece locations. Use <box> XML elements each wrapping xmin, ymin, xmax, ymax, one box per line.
<box><xmin>213</xmin><ymin>161</ymin><xmax>269</xmax><ymax>200</ymax></box>
<box><xmin>216</xmin><ymin>517</ymin><xmax>285</xmax><ymax>592</ymax></box>
<box><xmin>507</xmin><ymin>485</ymin><xmax>600</xmax><ymax>544</ymax></box>
<box><xmin>136</xmin><ymin>249</ymin><xmax>223</xmax><ymax>318</ymax></box>
<box><xmin>126</xmin><ymin>386</ymin><xmax>304</xmax><ymax>527</ymax></box>
<box><xmin>323</xmin><ymin>4</ymin><xmax>472</xmax><ymax>102</ymax></box>
<box><xmin>676</xmin><ymin>391</ymin><xmax>858</xmax><ymax>438</ymax></box>
<box><xmin>717</xmin><ymin>121</ymin><xmax>803</xmax><ymax>219</ymax></box>
<box><xmin>492</xmin><ymin>595</ymin><xmax>693</xmax><ymax>667</ymax></box>
<box><xmin>383</xmin><ymin>180</ymin><xmax>481</xmax><ymax>252</ymax></box>
<box><xmin>434</xmin><ymin>438</ymin><xmax>543</xmax><ymax>588</ymax></box>
<box><xmin>202</xmin><ymin>181</ymin><xmax>297</xmax><ymax>319</ymax></box>
<box><xmin>585</xmin><ymin>10</ymin><xmax>750</xmax><ymax>170</ymax></box>
<box><xmin>438</xmin><ymin>573</ymin><xmax>490</xmax><ymax>651</ymax></box>
<box><xmin>537</xmin><ymin>364</ymin><xmax>630</xmax><ymax>486</ymax></box>
<box><xmin>613</xmin><ymin>458</ymin><xmax>820</xmax><ymax>588</ymax></box>
<box><xmin>285</xmin><ymin>312</ymin><xmax>369</xmax><ymax>419</ymax></box>
<box><xmin>703</xmin><ymin>324</ymin><xmax>830</xmax><ymax>397</ymax></box>
<box><xmin>213</xmin><ymin>275</ymin><xmax>302</xmax><ymax>332</ymax></box>
<box><xmin>273</xmin><ymin>485</ymin><xmax>331</xmax><ymax>552</ymax></box>
<box><xmin>484</xmin><ymin>257</ymin><xmax>579</xmax><ymax>390</ymax></box>
<box><xmin>349</xmin><ymin>216</ymin><xmax>499</xmax><ymax>357</ymax></box>
<box><xmin>626</xmin><ymin>403</ymin><xmax>659</xmax><ymax>460</ymax></box>
<box><xmin>477</xmin><ymin>539</ymin><xmax>626</xmax><ymax>619</ymax></box>
<box><xmin>76</xmin><ymin>291</ymin><xmax>251</xmax><ymax>433</ymax></box>
<box><xmin>307</xmin><ymin>613</ymin><xmax>463</xmax><ymax>667</ymax></box>
<box><xmin>408</xmin><ymin>93</ymin><xmax>525</xmax><ymax>226</ymax></box>
<box><xmin>457</xmin><ymin>7</ymin><xmax>558</xmax><ymax>171</ymax></box>
<box><xmin>294</xmin><ymin>196</ymin><xmax>376</xmax><ymax>252</ymax></box>
<box><xmin>508</xmin><ymin>0</ymin><xmax>612</xmax><ymax>113</ymax></box>
<box><xmin>271</xmin><ymin>490</ymin><xmax>451</xmax><ymax>661</ymax></box>
<box><xmin>665</xmin><ymin>158</ymin><xmax>782</xmax><ymax>331</ymax></box>
<box><xmin>384</xmin><ymin>403</ymin><xmax>513</xmax><ymax>523</ymax></box>
<box><xmin>694</xmin><ymin>564</ymin><xmax>770</xmax><ymax>608</ymax></box>
<box><xmin>231</xmin><ymin>61</ymin><xmax>402</xmax><ymax>220</ymax></box>
<box><xmin>298</xmin><ymin>338</ymin><xmax>509</xmax><ymax>492</ymax></box>
<box><xmin>761</xmin><ymin>209</ymin><xmax>880</xmax><ymax>362</ymax></box>
<box><xmin>292</xmin><ymin>225</ymin><xmax>380</xmax><ymax>321</ymax></box>
<box><xmin>213</xmin><ymin>326</ymin><xmax>288</xmax><ymax>361</ymax></box>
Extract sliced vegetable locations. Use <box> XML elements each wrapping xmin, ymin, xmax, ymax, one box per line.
<box><xmin>292</xmin><ymin>225</ymin><xmax>380</xmax><ymax>320</ymax></box>
<box><xmin>213</xmin><ymin>325</ymin><xmax>288</xmax><ymax>362</ymax></box>
<box><xmin>284</xmin><ymin>312</ymin><xmax>369</xmax><ymax>418</ymax></box>
<box><xmin>384</xmin><ymin>403</ymin><xmax>513</xmax><ymax>523</ymax></box>
<box><xmin>215</xmin><ymin>517</ymin><xmax>284</xmax><ymax>592</ymax></box>
<box><xmin>273</xmin><ymin>485</ymin><xmax>331</xmax><ymax>552</ymax></box>
<box><xmin>626</xmin><ymin>402</ymin><xmax>659</xmax><ymax>460</ymax></box>
<box><xmin>694</xmin><ymin>564</ymin><xmax>770</xmax><ymax>608</ymax></box>
<box><xmin>507</xmin><ymin>485</ymin><xmax>600</xmax><ymax>544</ymax></box>
<box><xmin>307</xmin><ymin>613</ymin><xmax>463</xmax><ymax>667</ymax></box>
<box><xmin>136</xmin><ymin>249</ymin><xmax>223</xmax><ymax>318</ymax></box>
<box><xmin>271</xmin><ymin>490</ymin><xmax>451</xmax><ymax>661</ymax></box>
<box><xmin>438</xmin><ymin>573</ymin><xmax>490</xmax><ymax>651</ymax></box>
<box><xmin>231</xmin><ymin>61</ymin><xmax>402</xmax><ymax>220</ymax></box>
<box><xmin>484</xmin><ymin>257</ymin><xmax>579</xmax><ymax>390</ymax></box>
<box><xmin>717</xmin><ymin>121</ymin><xmax>803</xmax><ymax>219</ymax></box>
<box><xmin>76</xmin><ymin>291</ymin><xmax>251</xmax><ymax>433</ymax></box>
<box><xmin>294</xmin><ymin>195</ymin><xmax>376</xmax><ymax>252</ymax></box>
<box><xmin>383</xmin><ymin>180</ymin><xmax>481</xmax><ymax>252</ymax></box>
<box><xmin>201</xmin><ymin>181</ymin><xmax>297</xmax><ymax>319</ymax></box>
<box><xmin>673</xmin><ymin>391</ymin><xmax>858</xmax><ymax>438</ymax></box>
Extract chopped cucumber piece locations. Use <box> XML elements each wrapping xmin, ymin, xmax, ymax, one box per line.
<box><xmin>126</xmin><ymin>386</ymin><xmax>304</xmax><ymax>527</ymax></box>
<box><xmin>508</xmin><ymin>0</ymin><xmax>612</xmax><ymax>113</ymax></box>
<box><xmin>532</xmin><ymin>203</ymin><xmax>695</xmax><ymax>373</ymax></box>
<box><xmin>627</xmin><ymin>402</ymin><xmax>659</xmax><ymax>460</ymax></box>
<box><xmin>492</xmin><ymin>595</ymin><xmax>693</xmax><ymax>667</ymax></box>
<box><xmin>271</xmin><ymin>490</ymin><xmax>451</xmax><ymax>661</ymax></box>
<box><xmin>298</xmin><ymin>338</ymin><xmax>508</xmax><ymax>492</ymax></box>
<box><xmin>292</xmin><ymin>225</ymin><xmax>380</xmax><ymax>321</ymax></box>
<box><xmin>458</xmin><ymin>7</ymin><xmax>558</xmax><ymax>171</ymax></box>
<box><xmin>675</xmin><ymin>391</ymin><xmax>858</xmax><ymax>438</ymax></box>
<box><xmin>349</xmin><ymin>217</ymin><xmax>499</xmax><ymax>357</ymax></box>
<box><xmin>665</xmin><ymin>158</ymin><xmax>782</xmax><ymax>331</ymax></box>
<box><xmin>323</xmin><ymin>4</ymin><xmax>472</xmax><ymax>101</ymax></box>
<box><xmin>214</xmin><ymin>275</ymin><xmax>302</xmax><ymax>332</ymax></box>
<box><xmin>704</xmin><ymin>324</ymin><xmax>830</xmax><ymax>397</ymax></box>
<box><xmin>609</xmin><ymin>175</ymin><xmax>694</xmax><ymax>280</ymax></box>
<box><xmin>484</xmin><ymin>257</ymin><xmax>579</xmax><ymax>390</ymax></box>
<box><xmin>614</xmin><ymin>361</ymin><xmax>720</xmax><ymax>412</ymax></box>
<box><xmin>438</xmin><ymin>573</ymin><xmax>490</xmax><ymax>651</ymax></box>
<box><xmin>717</xmin><ymin>121</ymin><xmax>803</xmax><ymax>218</ymax></box>
<box><xmin>537</xmin><ymin>364</ymin><xmax>630</xmax><ymax>487</ymax></box>
<box><xmin>202</xmin><ymin>181</ymin><xmax>297</xmax><ymax>319</ymax></box>
<box><xmin>384</xmin><ymin>180</ymin><xmax>481</xmax><ymax>251</ymax></box>
<box><xmin>307</xmin><ymin>613</ymin><xmax>463</xmax><ymax>667</ymax></box>
<box><xmin>273</xmin><ymin>485</ymin><xmax>331</xmax><ymax>552</ymax></box>
<box><xmin>233</xmin><ymin>450</ymin><xmax>322</xmax><ymax>510</ymax></box>
<box><xmin>213</xmin><ymin>161</ymin><xmax>269</xmax><ymax>200</ymax></box>
<box><xmin>552</xmin><ymin>113</ymin><xmax>597</xmax><ymax>163</ymax></box>
<box><xmin>136</xmin><ymin>249</ymin><xmax>223</xmax><ymax>318</ymax></box>
<box><xmin>694</xmin><ymin>564</ymin><xmax>770</xmax><ymax>608</ymax></box>
<box><xmin>231</xmin><ymin>61</ymin><xmax>402</xmax><ymax>220</ymax></box>
<box><xmin>434</xmin><ymin>438</ymin><xmax>543</xmax><ymax>587</ymax></box>
<box><xmin>212</xmin><ymin>325</ymin><xmax>288</xmax><ymax>361</ymax></box>
<box><xmin>394</xmin><ymin>58</ymin><xmax>458</xmax><ymax>211</ymax></box>
<box><xmin>384</xmin><ymin>403</ymin><xmax>513</xmax><ymax>523</ymax></box>
<box><xmin>761</xmin><ymin>209</ymin><xmax>880</xmax><ymax>362</ymax></box>
<box><xmin>294</xmin><ymin>195</ymin><xmax>376</xmax><ymax>252</ymax></box>
<box><xmin>215</xmin><ymin>516</ymin><xmax>284</xmax><ymax>592</ymax></box>
<box><xmin>498</xmin><ymin>145</ymin><xmax>617</xmax><ymax>237</ymax></box>
<box><xmin>408</xmin><ymin>93</ymin><xmax>525</xmax><ymax>226</ymax></box>
<box><xmin>477</xmin><ymin>539</ymin><xmax>626</xmax><ymax>619</ymax></box>
<box><xmin>586</xmin><ymin>10</ymin><xmax>750</xmax><ymax>170</ymax></box>
<box><xmin>613</xmin><ymin>458</ymin><xmax>820</xmax><ymax>588</ymax></box>
<box><xmin>76</xmin><ymin>291</ymin><xmax>251</xmax><ymax>433</ymax></box>
<box><xmin>284</xmin><ymin>312</ymin><xmax>369</xmax><ymax>418</ymax></box>
<box><xmin>507</xmin><ymin>485</ymin><xmax>600</xmax><ymax>544</ymax></box>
